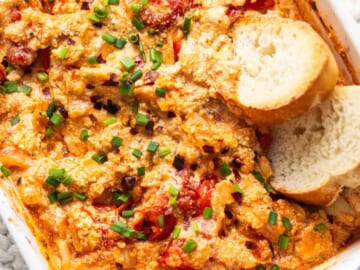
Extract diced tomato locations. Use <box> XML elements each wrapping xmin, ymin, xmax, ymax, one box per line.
<box><xmin>0</xmin><ymin>64</ymin><xmax>5</xmax><ymax>82</ymax></box>
<box><xmin>38</xmin><ymin>48</ymin><xmax>51</xmax><ymax>70</ymax></box>
<box><xmin>7</xmin><ymin>43</ymin><xmax>37</xmax><ymax>67</ymax></box>
<box><xmin>243</xmin><ymin>0</ymin><xmax>275</xmax><ymax>10</ymax></box>
<box><xmin>177</xmin><ymin>174</ymin><xmax>217</xmax><ymax>218</ymax></box>
<box><xmin>10</xmin><ymin>9</ymin><xmax>21</xmax><ymax>22</ymax></box>
<box><xmin>134</xmin><ymin>206</ymin><xmax>177</xmax><ymax>241</ymax></box>
<box><xmin>197</xmin><ymin>180</ymin><xmax>212</xmax><ymax>213</ymax></box>
<box><xmin>172</xmin><ymin>30</ymin><xmax>183</xmax><ymax>62</ymax></box>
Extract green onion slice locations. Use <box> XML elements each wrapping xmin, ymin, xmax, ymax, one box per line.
<box><xmin>110</xmin><ymin>221</ymin><xmax>136</xmax><ymax>238</ymax></box>
<box><xmin>182</xmin><ymin>239</ymin><xmax>197</xmax><ymax>253</ymax></box>
<box><xmin>268</xmin><ymin>211</ymin><xmax>278</xmax><ymax>225</ymax></box>
<box><xmin>203</xmin><ymin>207</ymin><xmax>213</xmax><ymax>219</ymax></box>
<box><xmin>172</xmin><ymin>226</ymin><xmax>181</xmax><ymax>239</ymax></box>
<box><xmin>278</xmin><ymin>234</ymin><xmax>290</xmax><ymax>249</ymax></box>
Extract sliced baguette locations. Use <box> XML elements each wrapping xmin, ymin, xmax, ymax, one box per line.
<box><xmin>220</xmin><ymin>15</ymin><xmax>338</xmax><ymax>126</ymax></box>
<box><xmin>268</xmin><ymin>86</ymin><xmax>360</xmax><ymax>206</ymax></box>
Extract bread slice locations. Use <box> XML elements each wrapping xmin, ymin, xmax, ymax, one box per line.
<box><xmin>268</xmin><ymin>86</ymin><xmax>360</xmax><ymax>206</ymax></box>
<box><xmin>219</xmin><ymin>15</ymin><xmax>339</xmax><ymax>126</ymax></box>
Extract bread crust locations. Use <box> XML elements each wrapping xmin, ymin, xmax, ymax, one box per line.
<box><xmin>269</xmin><ymin>86</ymin><xmax>360</xmax><ymax>206</ymax></box>
<box><xmin>220</xmin><ymin>15</ymin><xmax>339</xmax><ymax>127</ymax></box>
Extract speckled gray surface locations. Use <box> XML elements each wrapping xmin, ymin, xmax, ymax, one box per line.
<box><xmin>0</xmin><ymin>216</ymin><xmax>27</xmax><ymax>270</ymax></box>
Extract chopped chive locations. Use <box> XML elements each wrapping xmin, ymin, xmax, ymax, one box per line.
<box><xmin>122</xmin><ymin>209</ymin><xmax>135</xmax><ymax>218</ymax></box>
<box><xmin>147</xmin><ymin>28</ymin><xmax>158</xmax><ymax>35</ymax></box>
<box><xmin>47</xmin><ymin>102</ymin><xmax>57</xmax><ymax>118</ymax></box>
<box><xmin>140</xmin><ymin>0</ymin><xmax>148</xmax><ymax>4</ymax></box>
<box><xmin>80</xmin><ymin>129</ymin><xmax>89</xmax><ymax>142</ymax></box>
<box><xmin>118</xmin><ymin>193</ymin><xmax>131</xmax><ymax>203</ymax></box>
<box><xmin>252</xmin><ymin>170</ymin><xmax>274</xmax><ymax>193</ymax></box>
<box><xmin>50</xmin><ymin>112</ymin><xmax>64</xmax><ymax>126</ymax></box>
<box><xmin>6</xmin><ymin>65</ymin><xmax>15</xmax><ymax>73</ymax></box>
<box><xmin>147</xmin><ymin>141</ymin><xmax>159</xmax><ymax>153</ymax></box>
<box><xmin>112</xmin><ymin>191</ymin><xmax>131</xmax><ymax>203</ymax></box>
<box><xmin>182</xmin><ymin>239</ymin><xmax>197</xmax><ymax>253</ymax></box>
<box><xmin>44</xmin><ymin>127</ymin><xmax>53</xmax><ymax>138</ymax></box>
<box><xmin>130</xmin><ymin>3</ymin><xmax>142</xmax><ymax>12</ymax></box>
<box><xmin>94</xmin><ymin>7</ymin><xmax>109</xmax><ymax>19</ymax></box>
<box><xmin>120</xmin><ymin>72</ymin><xmax>129</xmax><ymax>82</ymax></box>
<box><xmin>158</xmin><ymin>215</ymin><xmax>164</xmax><ymax>227</ymax></box>
<box><xmin>314</xmin><ymin>223</ymin><xmax>326</xmax><ymax>232</ymax></box>
<box><xmin>159</xmin><ymin>147</ymin><xmax>171</xmax><ymax>157</ymax></box>
<box><xmin>57</xmin><ymin>47</ymin><xmax>68</xmax><ymax>60</ymax></box>
<box><xmin>57</xmin><ymin>191</ymin><xmax>72</xmax><ymax>201</ymax></box>
<box><xmin>219</xmin><ymin>163</ymin><xmax>232</xmax><ymax>177</ymax></box>
<box><xmin>169</xmin><ymin>196</ymin><xmax>177</xmax><ymax>206</ymax></box>
<box><xmin>102</xmin><ymin>0</ymin><xmax>109</xmax><ymax>5</ymax></box>
<box><xmin>87</xmin><ymin>13</ymin><xmax>101</xmax><ymax>23</ymax></box>
<box><xmin>256</xmin><ymin>266</ymin><xmax>265</xmax><ymax>270</ymax></box>
<box><xmin>156</xmin><ymin>39</ymin><xmax>164</xmax><ymax>47</ymax></box>
<box><xmin>45</xmin><ymin>176</ymin><xmax>60</xmax><ymax>188</ymax></box>
<box><xmin>192</xmin><ymin>222</ymin><xmax>200</xmax><ymax>234</ymax></box>
<box><xmin>168</xmin><ymin>185</ymin><xmax>179</xmax><ymax>197</ymax></box>
<box><xmin>59</xmin><ymin>196</ymin><xmax>73</xmax><ymax>205</ymax></box>
<box><xmin>233</xmin><ymin>184</ymin><xmax>243</xmax><ymax>194</ymax></box>
<box><xmin>119</xmin><ymin>82</ymin><xmax>134</xmax><ymax>96</ymax></box>
<box><xmin>136</xmin><ymin>113</ymin><xmax>149</xmax><ymax>125</ymax></box>
<box><xmin>155</xmin><ymin>87</ymin><xmax>166</xmax><ymax>97</ymax></box>
<box><xmin>10</xmin><ymin>115</ymin><xmax>20</xmax><ymax>126</ymax></box>
<box><xmin>18</xmin><ymin>85</ymin><xmax>32</xmax><ymax>94</ymax></box>
<box><xmin>137</xmin><ymin>231</ymin><xmax>147</xmax><ymax>241</ymax></box>
<box><xmin>36</xmin><ymin>72</ymin><xmax>49</xmax><ymax>82</ymax></box>
<box><xmin>48</xmin><ymin>191</ymin><xmax>58</xmax><ymax>204</ymax></box>
<box><xmin>137</xmin><ymin>166</ymin><xmax>145</xmax><ymax>176</ymax></box>
<box><xmin>92</xmin><ymin>153</ymin><xmax>108</xmax><ymax>163</ymax></box>
<box><xmin>281</xmin><ymin>217</ymin><xmax>293</xmax><ymax>230</ymax></box>
<box><xmin>102</xmin><ymin>32</ymin><xmax>117</xmax><ymax>44</ymax></box>
<box><xmin>74</xmin><ymin>192</ymin><xmax>87</xmax><ymax>201</ymax></box>
<box><xmin>108</xmin><ymin>0</ymin><xmax>119</xmax><ymax>4</ymax></box>
<box><xmin>103</xmin><ymin>116</ymin><xmax>117</xmax><ymax>126</ymax></box>
<box><xmin>111</xmin><ymin>136</ymin><xmax>123</xmax><ymax>147</ymax></box>
<box><xmin>271</xmin><ymin>264</ymin><xmax>280</xmax><ymax>270</ymax></box>
<box><xmin>130</xmin><ymin>70</ymin><xmax>143</xmax><ymax>82</ymax></box>
<box><xmin>115</xmin><ymin>37</ymin><xmax>127</xmax><ymax>49</ymax></box>
<box><xmin>62</xmin><ymin>176</ymin><xmax>74</xmax><ymax>186</ymax></box>
<box><xmin>203</xmin><ymin>207</ymin><xmax>213</xmax><ymax>219</ymax></box>
<box><xmin>86</xmin><ymin>55</ymin><xmax>98</xmax><ymax>64</ymax></box>
<box><xmin>48</xmin><ymin>168</ymin><xmax>66</xmax><ymax>179</ymax></box>
<box><xmin>131</xmin><ymin>17</ymin><xmax>145</xmax><ymax>30</ymax></box>
<box><xmin>138</xmin><ymin>41</ymin><xmax>146</xmax><ymax>60</ymax></box>
<box><xmin>110</xmin><ymin>221</ymin><xmax>136</xmax><ymax>238</ymax></box>
<box><xmin>278</xmin><ymin>234</ymin><xmax>290</xmax><ymax>249</ymax></box>
<box><xmin>149</xmin><ymin>48</ymin><xmax>163</xmax><ymax>70</ymax></box>
<box><xmin>132</xmin><ymin>101</ymin><xmax>139</xmax><ymax>114</ymax></box>
<box><xmin>127</xmin><ymin>32</ymin><xmax>139</xmax><ymax>44</ymax></box>
<box><xmin>182</xmin><ymin>17</ymin><xmax>191</xmax><ymax>38</ymax></box>
<box><xmin>120</xmin><ymin>57</ymin><xmax>136</xmax><ymax>71</ymax></box>
<box><xmin>268</xmin><ymin>211</ymin><xmax>278</xmax><ymax>225</ymax></box>
<box><xmin>151</xmin><ymin>61</ymin><xmax>161</xmax><ymax>70</ymax></box>
<box><xmin>172</xmin><ymin>226</ymin><xmax>181</xmax><ymax>239</ymax></box>
<box><xmin>0</xmin><ymin>165</ymin><xmax>11</xmax><ymax>177</ymax></box>
<box><xmin>4</xmin><ymin>81</ymin><xmax>18</xmax><ymax>93</ymax></box>
<box><xmin>132</xmin><ymin>149</ymin><xmax>142</xmax><ymax>158</ymax></box>
<box><xmin>150</xmin><ymin>48</ymin><xmax>163</xmax><ymax>63</ymax></box>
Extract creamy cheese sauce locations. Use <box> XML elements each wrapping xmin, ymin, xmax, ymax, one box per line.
<box><xmin>0</xmin><ymin>0</ymin><xmax>359</xmax><ymax>269</ymax></box>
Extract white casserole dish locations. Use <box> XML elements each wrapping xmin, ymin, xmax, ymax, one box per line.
<box><xmin>1</xmin><ymin>0</ymin><xmax>360</xmax><ymax>269</ymax></box>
